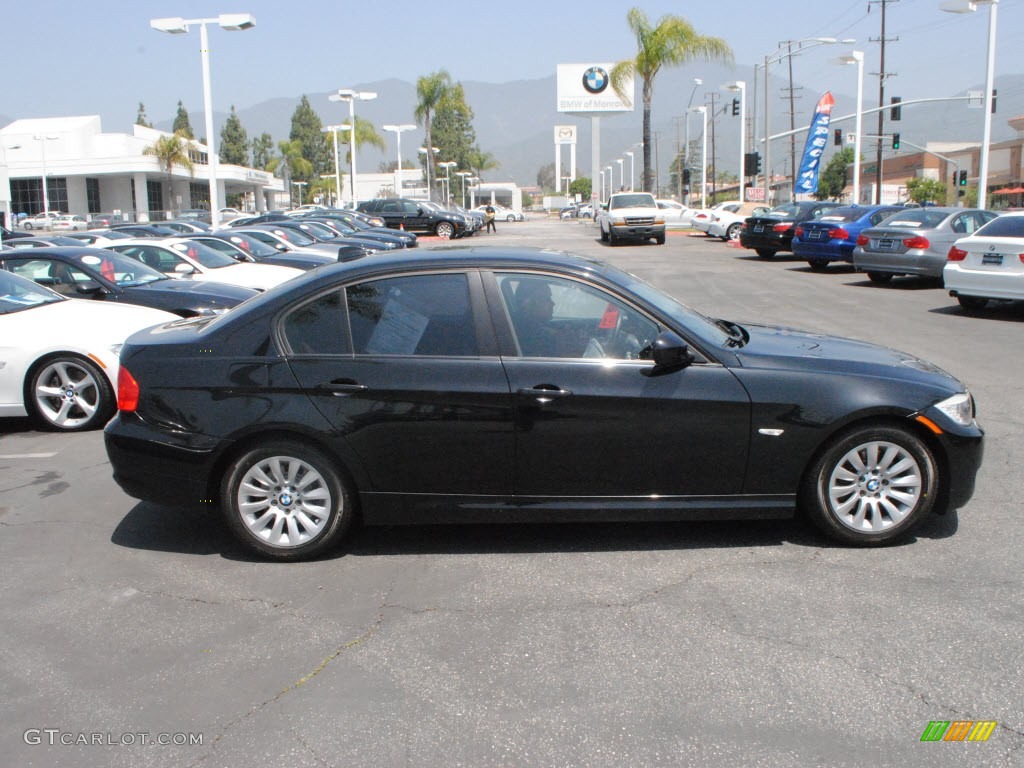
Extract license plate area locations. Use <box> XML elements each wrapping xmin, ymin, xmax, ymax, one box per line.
<box><xmin>753</xmin><ymin>225</ymin><xmax>764</xmax><ymax>233</ymax></box>
<box><xmin>981</xmin><ymin>253</ymin><xmax>1004</xmax><ymax>265</ymax></box>
<box><xmin>808</xmin><ymin>230</ymin><xmax>824</xmax><ymax>240</ymax></box>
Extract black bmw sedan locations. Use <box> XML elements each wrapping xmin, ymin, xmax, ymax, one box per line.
<box><xmin>0</xmin><ymin>247</ymin><xmax>257</xmax><ymax>317</ymax></box>
<box><xmin>104</xmin><ymin>247</ymin><xmax>983</xmax><ymax>560</ymax></box>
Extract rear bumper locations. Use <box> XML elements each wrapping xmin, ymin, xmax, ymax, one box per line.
<box><xmin>853</xmin><ymin>248</ymin><xmax>946</xmax><ymax>278</ymax></box>
<box><xmin>944</xmin><ymin>264</ymin><xmax>1024</xmax><ymax>301</ymax></box>
<box><xmin>792</xmin><ymin>241</ymin><xmax>855</xmax><ymax>262</ymax></box>
<box><xmin>739</xmin><ymin>232</ymin><xmax>792</xmax><ymax>251</ymax></box>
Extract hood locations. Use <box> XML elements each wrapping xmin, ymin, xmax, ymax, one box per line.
<box><xmin>17</xmin><ymin>299</ymin><xmax>176</xmax><ymax>347</ymax></box>
<box><xmin>195</xmin><ymin>263</ymin><xmax>303</xmax><ymax>290</ymax></box>
<box><xmin>733</xmin><ymin>323</ymin><xmax>963</xmax><ymax>391</ymax></box>
<box><xmin>135</xmin><ymin>277</ymin><xmax>258</xmax><ymax>301</ymax></box>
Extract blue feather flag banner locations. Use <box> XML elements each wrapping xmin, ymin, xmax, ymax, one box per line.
<box><xmin>794</xmin><ymin>92</ymin><xmax>836</xmax><ymax>195</ymax></box>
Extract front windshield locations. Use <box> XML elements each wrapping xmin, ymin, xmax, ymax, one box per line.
<box><xmin>271</xmin><ymin>228</ymin><xmax>316</xmax><ymax>247</ymax></box>
<box><xmin>0</xmin><ymin>270</ymin><xmax>64</xmax><ymax>313</ymax></box>
<box><xmin>294</xmin><ymin>222</ymin><xmax>338</xmax><ymax>239</ymax></box>
<box><xmin>71</xmin><ymin>249</ymin><xmax>168</xmax><ymax>286</ymax></box>
<box><xmin>609</xmin><ymin>194</ymin><xmax>656</xmax><ymax>210</ymax></box>
<box><xmin>222</xmin><ymin>233</ymin><xmax>280</xmax><ymax>258</ymax></box>
<box><xmin>606</xmin><ymin>265</ymin><xmax>733</xmax><ymax>347</ymax></box>
<box><xmin>172</xmin><ymin>241</ymin><xmax>240</xmax><ymax>269</ymax></box>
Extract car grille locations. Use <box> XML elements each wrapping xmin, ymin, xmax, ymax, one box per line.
<box><xmin>624</xmin><ymin>216</ymin><xmax>655</xmax><ymax>225</ymax></box>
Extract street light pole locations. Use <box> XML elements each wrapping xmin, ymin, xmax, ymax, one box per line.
<box><xmin>437</xmin><ymin>161</ymin><xmax>457</xmax><ymax>204</ymax></box>
<box><xmin>329</xmin><ymin>89</ymin><xmax>377</xmax><ymax>206</ymax></box>
<box><xmin>624</xmin><ymin>151</ymin><xmax>634</xmax><ymax>192</ymax></box>
<box><xmin>291</xmin><ymin>181</ymin><xmax>307</xmax><ymax>207</ymax></box>
<box><xmin>418</xmin><ymin>146</ymin><xmax>439</xmax><ymax>199</ymax></box>
<box><xmin>615</xmin><ymin>158</ymin><xmax>624</xmax><ymax>190</ymax></box>
<box><xmin>323</xmin><ymin>125</ymin><xmax>345</xmax><ymax>206</ymax></box>
<box><xmin>150</xmin><ymin>14</ymin><xmax>256</xmax><ymax>229</ymax></box>
<box><xmin>32</xmin><ymin>134</ymin><xmax>58</xmax><ymax>222</ymax></box>
<box><xmin>723</xmin><ymin>81</ymin><xmax>746</xmax><ymax>200</ymax></box>
<box><xmin>837</xmin><ymin>51</ymin><xmax>865</xmax><ymax>204</ymax></box>
<box><xmin>455</xmin><ymin>171</ymin><xmax>472</xmax><ymax>208</ymax></box>
<box><xmin>382</xmin><ymin>124</ymin><xmax>416</xmax><ymax>198</ymax></box>
<box><xmin>689</xmin><ymin>106</ymin><xmax>708</xmax><ymax>209</ymax></box>
<box><xmin>683</xmin><ymin>77</ymin><xmax>702</xmax><ymax>202</ymax></box>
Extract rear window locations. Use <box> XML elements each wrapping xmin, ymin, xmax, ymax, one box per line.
<box><xmin>878</xmin><ymin>210</ymin><xmax>949</xmax><ymax>228</ymax></box>
<box><xmin>816</xmin><ymin>207</ymin><xmax>870</xmax><ymax>223</ymax></box>
<box><xmin>973</xmin><ymin>215</ymin><xmax>1024</xmax><ymax>238</ymax></box>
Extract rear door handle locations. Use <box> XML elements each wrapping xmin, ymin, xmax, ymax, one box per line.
<box><xmin>517</xmin><ymin>385</ymin><xmax>573</xmax><ymax>404</ymax></box>
<box><xmin>320</xmin><ymin>379</ymin><xmax>368</xmax><ymax>396</ymax></box>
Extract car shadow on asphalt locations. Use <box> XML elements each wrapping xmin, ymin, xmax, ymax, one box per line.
<box><xmin>0</xmin><ymin>417</ymin><xmax>37</xmax><ymax>437</ymax></box>
<box><xmin>927</xmin><ymin>301</ymin><xmax>1024</xmax><ymax>322</ymax></box>
<box><xmin>845</xmin><ymin>276</ymin><xmax>945</xmax><ymax>290</ymax></box>
<box><xmin>109</xmin><ymin>501</ymin><xmax>955</xmax><ymax>562</ymax></box>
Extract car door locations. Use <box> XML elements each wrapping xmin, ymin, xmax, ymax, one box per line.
<box><xmin>486</xmin><ymin>271</ymin><xmax>751</xmax><ymax>499</ymax></box>
<box><xmin>283</xmin><ymin>269</ymin><xmax>514</xmax><ymax>496</ymax></box>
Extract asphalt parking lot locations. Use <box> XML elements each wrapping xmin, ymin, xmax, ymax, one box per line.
<box><xmin>2</xmin><ymin>217</ymin><xmax>1022</xmax><ymax>768</ymax></box>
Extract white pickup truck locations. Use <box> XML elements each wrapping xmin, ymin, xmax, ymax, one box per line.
<box><xmin>598</xmin><ymin>192</ymin><xmax>666</xmax><ymax>245</ymax></box>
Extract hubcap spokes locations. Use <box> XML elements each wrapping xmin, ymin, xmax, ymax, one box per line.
<box><xmin>828</xmin><ymin>441</ymin><xmax>922</xmax><ymax>533</ymax></box>
<box><xmin>35</xmin><ymin>361</ymin><xmax>100</xmax><ymax>428</ymax></box>
<box><xmin>237</xmin><ymin>456</ymin><xmax>332</xmax><ymax>548</ymax></box>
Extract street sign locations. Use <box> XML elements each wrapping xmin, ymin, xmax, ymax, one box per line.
<box><xmin>746</xmin><ymin>186</ymin><xmax>765</xmax><ymax>202</ymax></box>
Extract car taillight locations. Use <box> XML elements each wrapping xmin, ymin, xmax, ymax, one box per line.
<box><xmin>903</xmin><ymin>235</ymin><xmax>930</xmax><ymax>250</ymax></box>
<box><xmin>856</xmin><ymin>234</ymin><xmax>869</xmax><ymax>246</ymax></box>
<box><xmin>947</xmin><ymin>246</ymin><xmax>967</xmax><ymax>262</ymax></box>
<box><xmin>830</xmin><ymin>228</ymin><xmax>850</xmax><ymax>240</ymax></box>
<box><xmin>1020</xmin><ymin>253</ymin><xmax>1024</xmax><ymax>265</ymax></box>
<box><xmin>772</xmin><ymin>222</ymin><xmax>791</xmax><ymax>232</ymax></box>
<box><xmin>117</xmin><ymin>366</ymin><xmax>139</xmax><ymax>412</ymax></box>
<box><xmin>794</xmin><ymin>226</ymin><xmax>804</xmax><ymax>237</ymax></box>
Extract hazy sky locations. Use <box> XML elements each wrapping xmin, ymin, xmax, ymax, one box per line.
<box><xmin>7</xmin><ymin>0</ymin><xmax>1022</xmax><ymax>128</ymax></box>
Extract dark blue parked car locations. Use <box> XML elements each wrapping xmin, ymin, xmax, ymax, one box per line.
<box><xmin>792</xmin><ymin>205</ymin><xmax>904</xmax><ymax>271</ymax></box>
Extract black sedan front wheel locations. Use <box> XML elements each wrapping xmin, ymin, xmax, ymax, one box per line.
<box><xmin>221</xmin><ymin>441</ymin><xmax>353</xmax><ymax>560</ymax></box>
<box><xmin>802</xmin><ymin>425</ymin><xmax>937</xmax><ymax>546</ymax></box>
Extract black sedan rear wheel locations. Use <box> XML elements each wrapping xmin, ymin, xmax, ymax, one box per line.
<box><xmin>801</xmin><ymin>425</ymin><xmax>937</xmax><ymax>546</ymax></box>
<box><xmin>755</xmin><ymin>248</ymin><xmax>776</xmax><ymax>259</ymax></box>
<box><xmin>808</xmin><ymin>258</ymin><xmax>829</xmax><ymax>271</ymax></box>
<box><xmin>221</xmin><ymin>440</ymin><xmax>353</xmax><ymax>560</ymax></box>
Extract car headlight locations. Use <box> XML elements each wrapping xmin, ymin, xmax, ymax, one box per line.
<box><xmin>933</xmin><ymin>392</ymin><xmax>974</xmax><ymax>426</ymax></box>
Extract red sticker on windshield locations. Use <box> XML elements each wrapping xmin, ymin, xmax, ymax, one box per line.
<box><xmin>598</xmin><ymin>304</ymin><xmax>619</xmax><ymax>329</ymax></box>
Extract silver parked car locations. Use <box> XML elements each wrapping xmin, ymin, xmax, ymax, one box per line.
<box><xmin>851</xmin><ymin>207</ymin><xmax>998</xmax><ymax>283</ymax></box>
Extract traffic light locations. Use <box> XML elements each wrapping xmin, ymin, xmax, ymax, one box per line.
<box><xmin>890</xmin><ymin>96</ymin><xmax>902</xmax><ymax>121</ymax></box>
<box><xmin>731</xmin><ymin>98</ymin><xmax>740</xmax><ymax>117</ymax></box>
<box><xmin>834</xmin><ymin>128</ymin><xmax>842</xmax><ymax>146</ymax></box>
<box><xmin>958</xmin><ymin>170</ymin><xmax>968</xmax><ymax>187</ymax></box>
<box><xmin>991</xmin><ymin>88</ymin><xmax>997</xmax><ymax>114</ymax></box>
<box><xmin>892</xmin><ymin>133</ymin><xmax>901</xmax><ymax>150</ymax></box>
<box><xmin>682</xmin><ymin>168</ymin><xmax>691</xmax><ymax>186</ymax></box>
<box><xmin>743</xmin><ymin>152</ymin><xmax>761</xmax><ymax>177</ymax></box>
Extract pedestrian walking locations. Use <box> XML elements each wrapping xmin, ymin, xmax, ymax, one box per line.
<box><xmin>485</xmin><ymin>204</ymin><xmax>497</xmax><ymax>233</ymax></box>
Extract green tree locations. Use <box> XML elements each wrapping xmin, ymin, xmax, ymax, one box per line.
<box><xmin>172</xmin><ymin>100</ymin><xmax>194</xmax><ymax>139</ymax></box>
<box><xmin>135</xmin><ymin>102</ymin><xmax>153</xmax><ymax>128</ymax></box>
<box><xmin>569</xmin><ymin>177</ymin><xmax>592</xmax><ymax>198</ymax></box>
<box><xmin>267</xmin><ymin>139</ymin><xmax>313</xmax><ymax>205</ymax></box>
<box><xmin>415</xmin><ymin>70</ymin><xmax>454</xmax><ymax>200</ymax></box>
<box><xmin>815</xmin><ymin>146</ymin><xmax>855</xmax><ymax>201</ymax></box>
<box><xmin>143</xmin><ymin>131</ymin><xmax>195</xmax><ymax>212</ymax></box>
<box><xmin>611</xmin><ymin>8</ymin><xmax>731</xmax><ymax>192</ymax></box>
<box><xmin>432</xmin><ymin>83</ymin><xmax>476</xmax><ymax>171</ymax></box>
<box><xmin>289</xmin><ymin>95</ymin><xmax>331</xmax><ymax>182</ymax></box>
<box><xmin>219</xmin><ymin>106</ymin><xmax>250</xmax><ymax>166</ymax></box>
<box><xmin>467</xmin><ymin>146</ymin><xmax>499</xmax><ymax>181</ymax></box>
<box><xmin>905</xmin><ymin>176</ymin><xmax>948</xmax><ymax>206</ymax></box>
<box><xmin>252</xmin><ymin>132</ymin><xmax>275</xmax><ymax>170</ymax></box>
<box><xmin>340</xmin><ymin>115</ymin><xmax>386</xmax><ymax>165</ymax></box>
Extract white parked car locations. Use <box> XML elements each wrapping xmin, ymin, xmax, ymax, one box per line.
<box><xmin>944</xmin><ymin>211</ymin><xmax>1022</xmax><ymax>311</ymax></box>
<box><xmin>21</xmin><ymin>211</ymin><xmax>63</xmax><ymax>230</ymax></box>
<box><xmin>690</xmin><ymin>201</ymin><xmax>742</xmax><ymax>235</ymax></box>
<box><xmin>655</xmin><ymin>199</ymin><xmax>695</xmax><ymax>228</ymax></box>
<box><xmin>105</xmin><ymin>238</ymin><xmax>303</xmax><ymax>292</ymax></box>
<box><xmin>0</xmin><ymin>269</ymin><xmax>176</xmax><ymax>431</ymax></box>
<box><xmin>473</xmin><ymin>204</ymin><xmax>525</xmax><ymax>222</ymax></box>
<box><xmin>53</xmin><ymin>214</ymin><xmax>89</xmax><ymax>231</ymax></box>
<box><xmin>707</xmin><ymin>202</ymin><xmax>772</xmax><ymax>241</ymax></box>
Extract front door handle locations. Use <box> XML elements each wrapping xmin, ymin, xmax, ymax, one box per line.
<box><xmin>517</xmin><ymin>385</ymin><xmax>573</xmax><ymax>404</ymax></box>
<box><xmin>320</xmin><ymin>379</ymin><xmax>368</xmax><ymax>396</ymax></box>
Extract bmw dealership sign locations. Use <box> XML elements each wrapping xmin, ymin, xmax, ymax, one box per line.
<box><xmin>557</xmin><ymin>63</ymin><xmax>634</xmax><ymax>114</ymax></box>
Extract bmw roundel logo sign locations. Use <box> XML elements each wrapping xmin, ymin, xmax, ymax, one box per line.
<box><xmin>582</xmin><ymin>66</ymin><xmax>609</xmax><ymax>94</ymax></box>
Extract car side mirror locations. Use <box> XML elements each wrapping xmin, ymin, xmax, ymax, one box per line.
<box><xmin>651</xmin><ymin>330</ymin><xmax>693</xmax><ymax>371</ymax></box>
<box><xmin>417</xmin><ymin>208</ymin><xmax>424</xmax><ymax>215</ymax></box>
<box><xmin>174</xmin><ymin>263</ymin><xmax>195</xmax><ymax>275</ymax></box>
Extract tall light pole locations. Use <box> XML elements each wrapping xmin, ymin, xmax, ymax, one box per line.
<box><xmin>455</xmin><ymin>171</ymin><xmax>472</xmax><ymax>207</ymax></box>
<box><xmin>437</xmin><ymin>161</ymin><xmax>457</xmax><ymax>204</ymax></box>
<box><xmin>1</xmin><ymin>142</ymin><xmax>22</xmax><ymax>228</ymax></box>
<box><xmin>837</xmin><ymin>50</ymin><xmax>865</xmax><ymax>204</ymax></box>
<box><xmin>150</xmin><ymin>14</ymin><xmax>256</xmax><ymax>229</ymax></box>
<box><xmin>760</xmin><ymin>37</ymin><xmax>844</xmax><ymax>204</ymax></box>
<box><xmin>689</xmin><ymin>106</ymin><xmax>708</xmax><ymax>209</ymax></box>
<box><xmin>624</xmin><ymin>151</ymin><xmax>635</xmax><ymax>191</ymax></box>
<box><xmin>941</xmin><ymin>0</ymin><xmax>997</xmax><ymax>209</ymax></box>
<box><xmin>723</xmin><ymin>81</ymin><xmax>746</xmax><ymax>201</ymax></box>
<box><xmin>31</xmin><ymin>134</ymin><xmax>58</xmax><ymax>221</ymax></box>
<box><xmin>329</xmin><ymin>89</ymin><xmax>377</xmax><ymax>205</ymax></box>
<box><xmin>615</xmin><ymin>158</ymin><xmax>624</xmax><ymax>190</ymax></box>
<box><xmin>683</xmin><ymin>78</ymin><xmax>702</xmax><ymax>200</ymax></box>
<box><xmin>323</xmin><ymin>125</ymin><xmax>346</xmax><ymax>207</ymax></box>
<box><xmin>418</xmin><ymin>146</ymin><xmax>439</xmax><ymax>199</ymax></box>
<box><xmin>382</xmin><ymin>124</ymin><xmax>415</xmax><ymax>198</ymax></box>
<box><xmin>291</xmin><ymin>181</ymin><xmax>307</xmax><ymax>207</ymax></box>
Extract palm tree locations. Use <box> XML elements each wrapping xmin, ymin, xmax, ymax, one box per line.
<box><xmin>611</xmin><ymin>8</ymin><xmax>732</xmax><ymax>193</ymax></box>
<box><xmin>340</xmin><ymin>116</ymin><xmax>387</xmax><ymax>164</ymax></box>
<box><xmin>414</xmin><ymin>70</ymin><xmax>453</xmax><ymax>200</ymax></box>
<box><xmin>267</xmin><ymin>139</ymin><xmax>313</xmax><ymax>206</ymax></box>
<box><xmin>467</xmin><ymin>147</ymin><xmax>499</xmax><ymax>182</ymax></box>
<box><xmin>143</xmin><ymin>131</ymin><xmax>195</xmax><ymax>216</ymax></box>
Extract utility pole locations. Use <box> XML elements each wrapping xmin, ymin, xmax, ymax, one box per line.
<box><xmin>673</xmin><ymin>115</ymin><xmax>686</xmax><ymax>199</ymax></box>
<box><xmin>707</xmin><ymin>94</ymin><xmax>719</xmax><ymax>201</ymax></box>
<box><xmin>870</xmin><ymin>0</ymin><xmax>899</xmax><ymax>203</ymax></box>
<box><xmin>786</xmin><ymin>42</ymin><xmax>803</xmax><ymax>201</ymax></box>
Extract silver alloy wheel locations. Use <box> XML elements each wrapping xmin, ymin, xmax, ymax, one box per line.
<box><xmin>236</xmin><ymin>455</ymin><xmax>334</xmax><ymax>548</ymax></box>
<box><xmin>33</xmin><ymin>359</ymin><xmax>102</xmax><ymax>429</ymax></box>
<box><xmin>436</xmin><ymin>222</ymin><xmax>454</xmax><ymax>238</ymax></box>
<box><xmin>827</xmin><ymin>440</ymin><xmax>923</xmax><ymax>533</ymax></box>
<box><xmin>727</xmin><ymin>223</ymin><xmax>742</xmax><ymax>241</ymax></box>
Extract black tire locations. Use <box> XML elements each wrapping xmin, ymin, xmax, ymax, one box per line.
<box><xmin>867</xmin><ymin>271</ymin><xmax>893</xmax><ymax>284</ymax></box>
<box><xmin>600</xmin><ymin>226</ymin><xmax>609</xmax><ymax>242</ymax></box>
<box><xmin>221</xmin><ymin>440</ymin><xmax>353</xmax><ymax>561</ymax></box>
<box><xmin>726</xmin><ymin>223</ymin><xmax>742</xmax><ymax>241</ymax></box>
<box><xmin>435</xmin><ymin>221</ymin><xmax>455</xmax><ymax>238</ymax></box>
<box><xmin>506</xmin><ymin>214</ymin><xmax>515</xmax><ymax>222</ymax></box>
<box><xmin>755</xmin><ymin>248</ymin><xmax>776</xmax><ymax>259</ymax></box>
<box><xmin>608</xmin><ymin>228</ymin><xmax>618</xmax><ymax>246</ymax></box>
<box><xmin>26</xmin><ymin>354</ymin><xmax>114</xmax><ymax>432</ymax></box>
<box><xmin>24</xmin><ymin>222</ymin><xmax>33</xmax><ymax>230</ymax></box>
<box><xmin>800</xmin><ymin>425</ymin><xmax>937</xmax><ymax>546</ymax></box>
<box><xmin>957</xmin><ymin>295</ymin><xmax>988</xmax><ymax>311</ymax></box>
<box><xmin>654</xmin><ymin>233</ymin><xmax>666</xmax><ymax>245</ymax></box>
<box><xmin>808</xmin><ymin>258</ymin><xmax>829</xmax><ymax>272</ymax></box>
